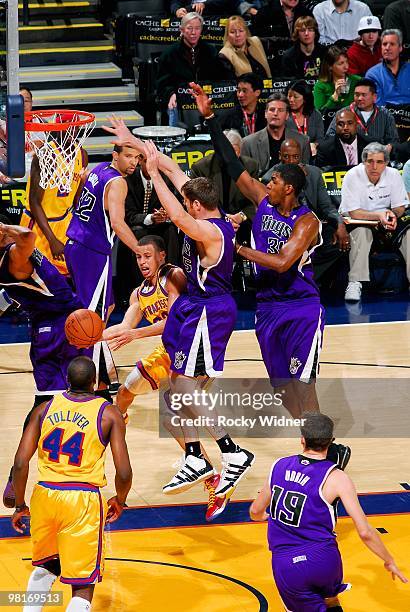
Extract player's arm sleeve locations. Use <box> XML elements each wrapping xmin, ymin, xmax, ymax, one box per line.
<box><xmin>206</xmin><ymin>116</ymin><xmax>266</xmax><ymax>206</ymax></box>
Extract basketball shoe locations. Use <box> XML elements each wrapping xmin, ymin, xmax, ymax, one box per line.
<box><xmin>327</xmin><ymin>442</ymin><xmax>351</xmax><ymax>471</ymax></box>
<box><xmin>204</xmin><ymin>474</ymin><xmax>229</xmax><ymax>522</ymax></box>
<box><xmin>215</xmin><ymin>448</ymin><xmax>255</xmax><ymax>496</ymax></box>
<box><xmin>163</xmin><ymin>454</ymin><xmax>214</xmax><ymax>495</ymax></box>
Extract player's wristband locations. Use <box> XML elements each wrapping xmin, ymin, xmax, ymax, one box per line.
<box><xmin>239</xmin><ymin>211</ymin><xmax>247</xmax><ymax>222</ymax></box>
<box><xmin>15</xmin><ymin>503</ymin><xmax>28</xmax><ymax>513</ymax></box>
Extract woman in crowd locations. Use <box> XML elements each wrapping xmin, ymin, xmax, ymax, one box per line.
<box><xmin>218</xmin><ymin>15</ymin><xmax>271</xmax><ymax>79</ymax></box>
<box><xmin>285</xmin><ymin>80</ymin><xmax>324</xmax><ymax>157</ymax></box>
<box><xmin>313</xmin><ymin>46</ymin><xmax>361</xmax><ymax>111</ymax></box>
<box><xmin>281</xmin><ymin>16</ymin><xmax>325</xmax><ymax>79</ymax></box>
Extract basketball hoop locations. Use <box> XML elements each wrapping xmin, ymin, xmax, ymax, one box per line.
<box><xmin>25</xmin><ymin>109</ymin><xmax>95</xmax><ymax>193</ymax></box>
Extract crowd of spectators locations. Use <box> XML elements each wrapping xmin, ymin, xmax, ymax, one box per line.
<box><xmin>4</xmin><ymin>0</ymin><xmax>410</xmax><ymax>306</ymax></box>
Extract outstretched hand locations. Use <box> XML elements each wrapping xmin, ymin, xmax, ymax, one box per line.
<box><xmin>102</xmin><ymin>117</ymin><xmax>145</xmax><ymax>153</ymax></box>
<box><xmin>384</xmin><ymin>561</ymin><xmax>408</xmax><ymax>583</ymax></box>
<box><xmin>143</xmin><ymin>140</ymin><xmax>161</xmax><ymax>178</ymax></box>
<box><xmin>189</xmin><ymin>82</ymin><xmax>213</xmax><ymax>118</ymax></box>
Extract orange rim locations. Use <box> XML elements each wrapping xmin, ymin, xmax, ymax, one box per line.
<box><xmin>25</xmin><ymin>109</ymin><xmax>95</xmax><ymax>132</ymax></box>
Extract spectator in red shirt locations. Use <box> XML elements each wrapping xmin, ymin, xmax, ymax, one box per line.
<box><xmin>347</xmin><ymin>16</ymin><xmax>382</xmax><ymax>75</ymax></box>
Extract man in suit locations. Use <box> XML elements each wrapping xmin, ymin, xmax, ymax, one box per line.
<box><xmin>241</xmin><ymin>93</ymin><xmax>311</xmax><ymax>177</ymax></box>
<box><xmin>190</xmin><ymin>129</ymin><xmax>259</xmax><ymax>243</ymax></box>
<box><xmin>316</xmin><ymin>108</ymin><xmax>367</xmax><ymax>169</ymax></box>
<box><xmin>116</xmin><ymin>154</ymin><xmax>180</xmax><ymax>304</ymax></box>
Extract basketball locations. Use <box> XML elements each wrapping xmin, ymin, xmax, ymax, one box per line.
<box><xmin>65</xmin><ymin>309</ymin><xmax>104</xmax><ymax>348</ymax></box>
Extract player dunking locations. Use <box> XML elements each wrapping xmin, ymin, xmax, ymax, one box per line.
<box><xmin>102</xmin><ymin>119</ymin><xmax>254</xmax><ymax>499</ymax></box>
<box><xmin>191</xmin><ymin>83</ymin><xmax>350</xmax><ymax>468</ymax></box>
<box><xmin>65</xmin><ymin>146</ymin><xmax>141</xmax><ymax>388</ymax></box>
<box><xmin>0</xmin><ymin>218</ymin><xmax>83</xmax><ymax>507</ymax></box>
<box><xmin>250</xmin><ymin>412</ymin><xmax>407</xmax><ymax>611</ymax></box>
<box><xmin>11</xmin><ymin>356</ymin><xmax>132</xmax><ymax>611</ymax></box>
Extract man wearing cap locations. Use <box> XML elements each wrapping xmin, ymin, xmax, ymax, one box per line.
<box><xmin>347</xmin><ymin>16</ymin><xmax>382</xmax><ymax>75</ymax></box>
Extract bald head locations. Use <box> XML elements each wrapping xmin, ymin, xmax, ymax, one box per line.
<box><xmin>279</xmin><ymin>138</ymin><xmax>301</xmax><ymax>164</ymax></box>
<box><xmin>335</xmin><ymin>109</ymin><xmax>357</xmax><ymax>144</ymax></box>
<box><xmin>67</xmin><ymin>356</ymin><xmax>96</xmax><ymax>392</ymax></box>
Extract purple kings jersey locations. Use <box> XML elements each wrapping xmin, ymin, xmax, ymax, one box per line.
<box><xmin>181</xmin><ymin>217</ymin><xmax>235</xmax><ymax>297</ymax></box>
<box><xmin>0</xmin><ymin>245</ymin><xmax>81</xmax><ymax>324</ymax></box>
<box><xmin>67</xmin><ymin>162</ymin><xmax>122</xmax><ymax>255</ymax></box>
<box><xmin>252</xmin><ymin>196</ymin><xmax>321</xmax><ymax>302</ymax></box>
<box><xmin>268</xmin><ymin>455</ymin><xmax>337</xmax><ymax>553</ymax></box>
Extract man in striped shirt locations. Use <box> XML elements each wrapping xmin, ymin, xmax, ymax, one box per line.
<box><xmin>325</xmin><ymin>78</ymin><xmax>399</xmax><ymax>149</ymax></box>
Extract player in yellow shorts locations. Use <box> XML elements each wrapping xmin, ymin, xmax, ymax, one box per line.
<box><xmin>104</xmin><ymin>235</ymin><xmax>228</xmax><ymax>521</ymax></box>
<box><xmin>20</xmin><ymin>146</ymin><xmax>88</xmax><ymax>275</ymax></box>
<box><xmin>11</xmin><ymin>356</ymin><xmax>132</xmax><ymax>610</ymax></box>
<box><xmin>103</xmin><ymin>234</ymin><xmax>185</xmax><ymax>413</ymax></box>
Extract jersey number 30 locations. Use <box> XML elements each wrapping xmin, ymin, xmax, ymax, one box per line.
<box><xmin>270</xmin><ymin>485</ymin><xmax>307</xmax><ymax>527</ymax></box>
<box><xmin>42</xmin><ymin>428</ymin><xmax>85</xmax><ymax>466</ymax></box>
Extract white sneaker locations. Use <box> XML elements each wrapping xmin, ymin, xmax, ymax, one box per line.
<box><xmin>345</xmin><ymin>281</ymin><xmax>362</xmax><ymax>302</ymax></box>
<box><xmin>216</xmin><ymin>448</ymin><xmax>255</xmax><ymax>496</ymax></box>
<box><xmin>163</xmin><ymin>455</ymin><xmax>214</xmax><ymax>495</ymax></box>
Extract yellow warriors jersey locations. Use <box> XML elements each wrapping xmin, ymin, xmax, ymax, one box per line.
<box><xmin>137</xmin><ymin>263</ymin><xmax>176</xmax><ymax>324</ymax></box>
<box><xmin>37</xmin><ymin>392</ymin><xmax>110</xmax><ymax>487</ymax></box>
<box><xmin>21</xmin><ymin>147</ymin><xmax>86</xmax><ymax>275</ymax></box>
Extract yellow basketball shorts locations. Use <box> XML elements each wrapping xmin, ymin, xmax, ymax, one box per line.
<box><xmin>124</xmin><ymin>342</ymin><xmax>171</xmax><ymax>394</ymax></box>
<box><xmin>30</xmin><ymin>482</ymin><xmax>107</xmax><ymax>585</ymax></box>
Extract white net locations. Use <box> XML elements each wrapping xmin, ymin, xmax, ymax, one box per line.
<box><xmin>26</xmin><ymin>111</ymin><xmax>95</xmax><ymax>193</ymax></box>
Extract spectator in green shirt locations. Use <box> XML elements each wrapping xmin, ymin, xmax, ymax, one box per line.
<box><xmin>313</xmin><ymin>45</ymin><xmax>361</xmax><ymax>110</ymax></box>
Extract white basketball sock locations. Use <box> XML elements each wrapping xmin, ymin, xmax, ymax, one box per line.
<box><xmin>65</xmin><ymin>596</ymin><xmax>91</xmax><ymax>611</ymax></box>
<box><xmin>23</xmin><ymin>567</ymin><xmax>57</xmax><ymax>612</ymax></box>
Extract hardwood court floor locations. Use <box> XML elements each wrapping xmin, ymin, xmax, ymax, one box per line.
<box><xmin>1</xmin><ymin>323</ymin><xmax>410</xmax><ymax>508</ymax></box>
<box><xmin>0</xmin><ymin>514</ymin><xmax>409</xmax><ymax>611</ymax></box>
<box><xmin>0</xmin><ymin>322</ymin><xmax>409</xmax><ymax>610</ymax></box>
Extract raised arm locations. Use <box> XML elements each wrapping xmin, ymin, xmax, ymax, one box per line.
<box><xmin>144</xmin><ymin>140</ymin><xmax>221</xmax><ymax>244</ymax></box>
<box><xmin>237</xmin><ymin>213</ymin><xmax>319</xmax><ymax>273</ymax></box>
<box><xmin>27</xmin><ymin>157</ymin><xmax>65</xmax><ymax>262</ymax></box>
<box><xmin>102</xmin><ymin>118</ymin><xmax>188</xmax><ymax>193</ymax></box>
<box><xmin>0</xmin><ymin>222</ymin><xmax>36</xmax><ymax>279</ymax></box>
<box><xmin>190</xmin><ymin>83</ymin><xmax>267</xmax><ymax>207</ymax></box>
